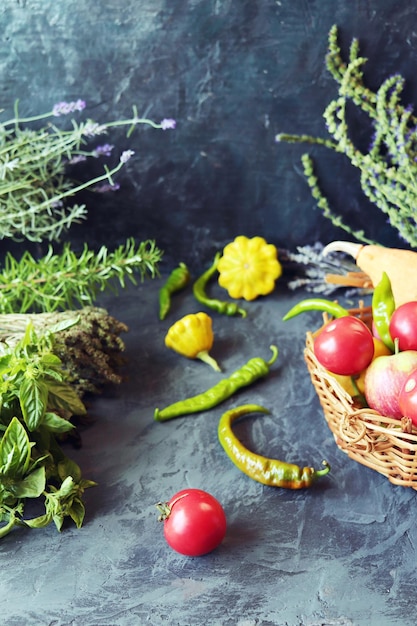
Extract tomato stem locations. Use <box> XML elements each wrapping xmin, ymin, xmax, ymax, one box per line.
<box><xmin>155</xmin><ymin>501</ymin><xmax>171</xmax><ymax>522</ymax></box>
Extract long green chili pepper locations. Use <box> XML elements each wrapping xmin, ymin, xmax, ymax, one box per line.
<box><xmin>371</xmin><ymin>271</ymin><xmax>395</xmax><ymax>351</ymax></box>
<box><xmin>193</xmin><ymin>252</ymin><xmax>247</xmax><ymax>318</ymax></box>
<box><xmin>159</xmin><ymin>262</ymin><xmax>191</xmax><ymax>320</ymax></box>
<box><xmin>154</xmin><ymin>345</ymin><xmax>278</xmax><ymax>421</ymax></box>
<box><xmin>218</xmin><ymin>404</ymin><xmax>330</xmax><ymax>489</ymax></box>
<box><xmin>282</xmin><ymin>297</ymin><xmax>349</xmax><ymax>321</ymax></box>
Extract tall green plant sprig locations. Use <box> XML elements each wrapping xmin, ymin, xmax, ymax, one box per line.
<box><xmin>0</xmin><ymin>100</ymin><xmax>175</xmax><ymax>242</ymax></box>
<box><xmin>276</xmin><ymin>24</ymin><xmax>417</xmax><ymax>248</ymax></box>
<box><xmin>0</xmin><ymin>237</ymin><xmax>162</xmax><ymax>314</ymax></box>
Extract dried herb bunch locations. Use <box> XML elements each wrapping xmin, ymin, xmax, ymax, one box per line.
<box><xmin>276</xmin><ymin>25</ymin><xmax>417</xmax><ymax>248</ymax></box>
<box><xmin>0</xmin><ymin>307</ymin><xmax>129</xmax><ymax>397</ymax></box>
<box><xmin>0</xmin><ymin>100</ymin><xmax>175</xmax><ymax>242</ymax></box>
<box><xmin>280</xmin><ymin>243</ymin><xmax>371</xmax><ymax>295</ymax></box>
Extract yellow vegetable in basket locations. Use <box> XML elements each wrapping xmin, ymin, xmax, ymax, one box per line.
<box><xmin>322</xmin><ymin>241</ymin><xmax>417</xmax><ymax>307</ymax></box>
<box><xmin>164</xmin><ymin>312</ymin><xmax>221</xmax><ymax>371</ymax></box>
<box><xmin>217</xmin><ymin>235</ymin><xmax>282</xmax><ymax>301</ymax></box>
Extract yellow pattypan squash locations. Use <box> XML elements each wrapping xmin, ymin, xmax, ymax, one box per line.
<box><xmin>165</xmin><ymin>312</ymin><xmax>221</xmax><ymax>371</ymax></box>
<box><xmin>217</xmin><ymin>235</ymin><xmax>282</xmax><ymax>301</ymax></box>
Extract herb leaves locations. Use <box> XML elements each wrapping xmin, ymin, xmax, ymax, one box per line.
<box><xmin>0</xmin><ymin>322</ymin><xmax>95</xmax><ymax>538</ymax></box>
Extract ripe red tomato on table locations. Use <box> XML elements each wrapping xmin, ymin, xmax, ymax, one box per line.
<box><xmin>389</xmin><ymin>301</ymin><xmax>417</xmax><ymax>351</ymax></box>
<box><xmin>157</xmin><ymin>488</ymin><xmax>227</xmax><ymax>556</ymax></box>
<box><xmin>314</xmin><ymin>316</ymin><xmax>374</xmax><ymax>376</ymax></box>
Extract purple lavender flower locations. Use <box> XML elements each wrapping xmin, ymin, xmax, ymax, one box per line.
<box><xmin>82</xmin><ymin>121</ymin><xmax>108</xmax><ymax>136</ymax></box>
<box><xmin>120</xmin><ymin>150</ymin><xmax>134</xmax><ymax>163</ymax></box>
<box><xmin>52</xmin><ymin>99</ymin><xmax>86</xmax><ymax>116</ymax></box>
<box><xmin>93</xmin><ymin>144</ymin><xmax>114</xmax><ymax>157</ymax></box>
<box><xmin>68</xmin><ymin>155</ymin><xmax>87</xmax><ymax>165</ymax></box>
<box><xmin>160</xmin><ymin>118</ymin><xmax>176</xmax><ymax>130</ymax></box>
<box><xmin>94</xmin><ymin>182</ymin><xmax>121</xmax><ymax>193</ymax></box>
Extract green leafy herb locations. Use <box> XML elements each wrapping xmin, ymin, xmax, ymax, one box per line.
<box><xmin>0</xmin><ymin>322</ymin><xmax>95</xmax><ymax>538</ymax></box>
<box><xmin>0</xmin><ymin>306</ymin><xmax>128</xmax><ymax>397</ymax></box>
<box><xmin>0</xmin><ymin>237</ymin><xmax>162</xmax><ymax>313</ymax></box>
<box><xmin>276</xmin><ymin>24</ymin><xmax>417</xmax><ymax>248</ymax></box>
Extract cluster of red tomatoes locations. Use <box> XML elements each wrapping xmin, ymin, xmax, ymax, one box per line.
<box><xmin>313</xmin><ymin>301</ymin><xmax>417</xmax><ymax>425</ymax></box>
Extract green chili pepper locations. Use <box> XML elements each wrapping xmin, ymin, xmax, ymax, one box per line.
<box><xmin>154</xmin><ymin>345</ymin><xmax>278</xmax><ymax>421</ymax></box>
<box><xmin>193</xmin><ymin>252</ymin><xmax>247</xmax><ymax>318</ymax></box>
<box><xmin>372</xmin><ymin>271</ymin><xmax>395</xmax><ymax>351</ymax></box>
<box><xmin>218</xmin><ymin>404</ymin><xmax>330</xmax><ymax>489</ymax></box>
<box><xmin>159</xmin><ymin>262</ymin><xmax>191</xmax><ymax>320</ymax></box>
<box><xmin>282</xmin><ymin>297</ymin><xmax>349</xmax><ymax>321</ymax></box>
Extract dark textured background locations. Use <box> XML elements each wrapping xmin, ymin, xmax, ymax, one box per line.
<box><xmin>2</xmin><ymin>3</ymin><xmax>417</xmax><ymax>625</ymax></box>
<box><xmin>1</xmin><ymin>1</ymin><xmax>417</xmax><ymax>269</ymax></box>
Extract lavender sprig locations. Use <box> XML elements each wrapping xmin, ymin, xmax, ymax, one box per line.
<box><xmin>0</xmin><ymin>100</ymin><xmax>175</xmax><ymax>242</ymax></box>
<box><xmin>280</xmin><ymin>242</ymin><xmax>370</xmax><ymax>296</ymax></box>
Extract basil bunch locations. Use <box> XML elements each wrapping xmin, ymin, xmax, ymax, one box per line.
<box><xmin>0</xmin><ymin>322</ymin><xmax>95</xmax><ymax>538</ymax></box>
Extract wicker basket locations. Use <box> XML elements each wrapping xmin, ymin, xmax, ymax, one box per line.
<box><xmin>304</xmin><ymin>303</ymin><xmax>417</xmax><ymax>489</ymax></box>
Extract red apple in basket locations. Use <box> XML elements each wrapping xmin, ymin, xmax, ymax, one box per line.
<box><xmin>364</xmin><ymin>350</ymin><xmax>417</xmax><ymax>419</ymax></box>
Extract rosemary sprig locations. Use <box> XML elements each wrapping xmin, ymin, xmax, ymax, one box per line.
<box><xmin>276</xmin><ymin>24</ymin><xmax>417</xmax><ymax>248</ymax></box>
<box><xmin>0</xmin><ymin>237</ymin><xmax>162</xmax><ymax>314</ymax></box>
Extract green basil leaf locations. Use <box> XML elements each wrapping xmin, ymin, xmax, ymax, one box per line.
<box><xmin>39</xmin><ymin>354</ymin><xmax>64</xmax><ymax>381</ymax></box>
<box><xmin>24</xmin><ymin>512</ymin><xmax>52</xmax><ymax>529</ymax></box>
<box><xmin>68</xmin><ymin>498</ymin><xmax>85</xmax><ymax>529</ymax></box>
<box><xmin>47</xmin><ymin>380</ymin><xmax>86</xmax><ymax>416</ymax></box>
<box><xmin>20</xmin><ymin>322</ymin><xmax>36</xmax><ymax>350</ymax></box>
<box><xmin>52</xmin><ymin>511</ymin><xmax>65</xmax><ymax>532</ymax></box>
<box><xmin>42</xmin><ymin>412</ymin><xmax>75</xmax><ymax>434</ymax></box>
<box><xmin>49</xmin><ymin>315</ymin><xmax>80</xmax><ymax>334</ymax></box>
<box><xmin>0</xmin><ymin>353</ymin><xmax>12</xmax><ymax>375</ymax></box>
<box><xmin>39</xmin><ymin>353</ymin><xmax>62</xmax><ymax>367</ymax></box>
<box><xmin>12</xmin><ymin>466</ymin><xmax>46</xmax><ymax>499</ymax></box>
<box><xmin>19</xmin><ymin>377</ymin><xmax>48</xmax><ymax>431</ymax></box>
<box><xmin>58</xmin><ymin>457</ymin><xmax>82</xmax><ymax>483</ymax></box>
<box><xmin>57</xmin><ymin>475</ymin><xmax>77</xmax><ymax>498</ymax></box>
<box><xmin>0</xmin><ymin>417</ymin><xmax>31</xmax><ymax>476</ymax></box>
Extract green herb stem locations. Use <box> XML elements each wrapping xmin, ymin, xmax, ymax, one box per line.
<box><xmin>0</xmin><ymin>238</ymin><xmax>162</xmax><ymax>314</ymax></box>
<box><xmin>276</xmin><ymin>24</ymin><xmax>417</xmax><ymax>247</ymax></box>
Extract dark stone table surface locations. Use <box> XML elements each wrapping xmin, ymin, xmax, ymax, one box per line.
<box><xmin>1</xmin><ymin>276</ymin><xmax>416</xmax><ymax>626</ymax></box>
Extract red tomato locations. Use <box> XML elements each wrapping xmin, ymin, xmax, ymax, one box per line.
<box><xmin>314</xmin><ymin>316</ymin><xmax>374</xmax><ymax>376</ymax></box>
<box><xmin>389</xmin><ymin>302</ymin><xmax>417</xmax><ymax>351</ymax></box>
<box><xmin>159</xmin><ymin>488</ymin><xmax>227</xmax><ymax>556</ymax></box>
<box><xmin>399</xmin><ymin>369</ymin><xmax>417</xmax><ymax>427</ymax></box>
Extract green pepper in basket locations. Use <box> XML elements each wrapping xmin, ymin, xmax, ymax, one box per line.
<box><xmin>371</xmin><ymin>272</ymin><xmax>396</xmax><ymax>352</ymax></box>
<box><xmin>282</xmin><ymin>297</ymin><xmax>349</xmax><ymax>321</ymax></box>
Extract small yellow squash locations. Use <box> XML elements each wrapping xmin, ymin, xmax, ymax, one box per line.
<box><xmin>217</xmin><ymin>235</ymin><xmax>282</xmax><ymax>301</ymax></box>
<box><xmin>164</xmin><ymin>312</ymin><xmax>221</xmax><ymax>371</ymax></box>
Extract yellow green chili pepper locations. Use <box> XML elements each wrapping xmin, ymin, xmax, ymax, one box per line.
<box><xmin>154</xmin><ymin>345</ymin><xmax>278</xmax><ymax>421</ymax></box>
<box><xmin>165</xmin><ymin>312</ymin><xmax>221</xmax><ymax>371</ymax></box>
<box><xmin>159</xmin><ymin>262</ymin><xmax>191</xmax><ymax>320</ymax></box>
<box><xmin>282</xmin><ymin>297</ymin><xmax>349</xmax><ymax>321</ymax></box>
<box><xmin>218</xmin><ymin>404</ymin><xmax>330</xmax><ymax>489</ymax></box>
<box><xmin>193</xmin><ymin>252</ymin><xmax>247</xmax><ymax>318</ymax></box>
<box><xmin>371</xmin><ymin>272</ymin><xmax>396</xmax><ymax>352</ymax></box>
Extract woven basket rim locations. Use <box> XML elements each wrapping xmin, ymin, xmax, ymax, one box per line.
<box><xmin>305</xmin><ymin>303</ymin><xmax>417</xmax><ymax>489</ymax></box>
